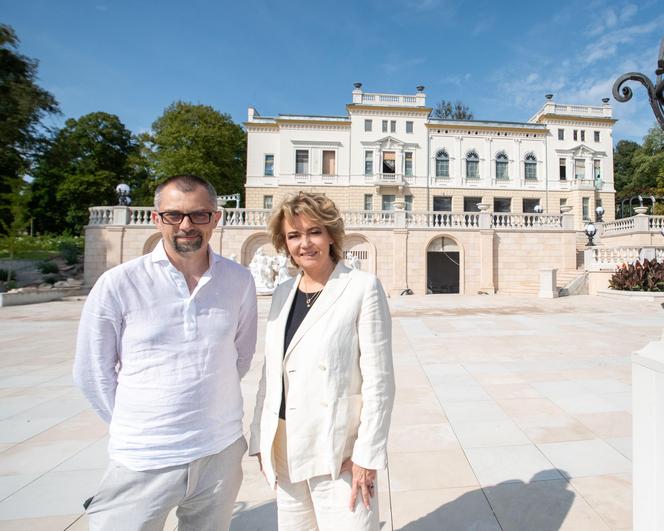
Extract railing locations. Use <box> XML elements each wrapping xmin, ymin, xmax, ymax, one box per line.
<box><xmin>409</xmin><ymin>212</ymin><xmax>480</xmax><ymax>229</ymax></box>
<box><xmin>554</xmin><ymin>104</ymin><xmax>604</xmax><ymax>116</ymax></box>
<box><xmin>649</xmin><ymin>216</ymin><xmax>664</xmax><ymax>231</ymax></box>
<box><xmin>586</xmin><ymin>247</ymin><xmax>642</xmax><ymax>269</ymax></box>
<box><xmin>601</xmin><ymin>218</ymin><xmax>635</xmax><ymax>235</ymax></box>
<box><xmin>344</xmin><ymin>210</ymin><xmax>395</xmax><ymax>227</ymax></box>
<box><xmin>221</xmin><ymin>209</ymin><xmax>271</xmax><ymax>227</ymax></box>
<box><xmin>88</xmin><ymin>207</ymin><xmax>113</xmax><ymax>225</ymax></box>
<box><xmin>130</xmin><ymin>207</ymin><xmax>154</xmax><ymax>225</ymax></box>
<box><xmin>361</xmin><ymin>93</ymin><xmax>419</xmax><ymax>106</ymax></box>
<box><xmin>492</xmin><ymin>213</ymin><xmax>563</xmax><ymax>229</ymax></box>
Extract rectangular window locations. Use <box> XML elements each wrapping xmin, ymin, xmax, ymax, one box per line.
<box><xmin>558</xmin><ymin>129</ymin><xmax>564</xmax><ymax>140</ymax></box>
<box><xmin>436</xmin><ymin>153</ymin><xmax>449</xmax><ymax>177</ymax></box>
<box><xmin>405</xmin><ymin>195</ymin><xmax>413</xmax><ymax>211</ymax></box>
<box><xmin>363</xmin><ymin>194</ymin><xmax>373</xmax><ymax>211</ymax></box>
<box><xmin>390</xmin><ymin>120</ymin><xmax>396</xmax><ymax>133</ymax></box>
<box><xmin>523</xmin><ymin>198</ymin><xmax>540</xmax><ymax>213</ymax></box>
<box><xmin>573</xmin><ymin>130</ymin><xmax>578</xmax><ymax>141</ymax></box>
<box><xmin>560</xmin><ymin>198</ymin><xmax>567</xmax><ymax>208</ymax></box>
<box><xmin>524</xmin><ymin>158</ymin><xmax>537</xmax><ymax>180</ymax></box>
<box><xmin>382</xmin><ymin>120</ymin><xmax>388</xmax><ymax>133</ymax></box>
<box><xmin>382</xmin><ymin>194</ymin><xmax>395</xmax><ymax>211</ymax></box>
<box><xmin>382</xmin><ymin>151</ymin><xmax>396</xmax><ymax>174</ymax></box>
<box><xmin>433</xmin><ymin>196</ymin><xmax>452</xmax><ymax>211</ymax></box>
<box><xmin>575</xmin><ymin>159</ymin><xmax>585</xmax><ymax>179</ymax></box>
<box><xmin>594</xmin><ymin>131</ymin><xmax>600</xmax><ymax>142</ymax></box>
<box><xmin>364</xmin><ymin>150</ymin><xmax>373</xmax><ymax>175</ymax></box>
<box><xmin>263</xmin><ymin>195</ymin><xmax>273</xmax><ymax>210</ymax></box>
<box><xmin>404</xmin><ymin>152</ymin><xmax>413</xmax><ymax>176</ymax></box>
<box><xmin>322</xmin><ymin>150</ymin><xmax>336</xmax><ymax>175</ymax></box>
<box><xmin>580</xmin><ymin>130</ymin><xmax>585</xmax><ymax>142</ymax></box>
<box><xmin>582</xmin><ymin>197</ymin><xmax>590</xmax><ymax>220</ymax></box>
<box><xmin>593</xmin><ymin>159</ymin><xmax>601</xmax><ymax>179</ymax></box>
<box><xmin>295</xmin><ymin>150</ymin><xmax>309</xmax><ymax>175</ymax></box>
<box><xmin>464</xmin><ymin>196</ymin><xmax>482</xmax><ymax>212</ymax></box>
<box><xmin>559</xmin><ymin>158</ymin><xmax>567</xmax><ymax>180</ymax></box>
<box><xmin>406</xmin><ymin>121</ymin><xmax>413</xmax><ymax>133</ymax></box>
<box><xmin>494</xmin><ymin>197</ymin><xmax>511</xmax><ymax>213</ymax></box>
<box><xmin>496</xmin><ymin>158</ymin><xmax>508</xmax><ymax>180</ymax></box>
<box><xmin>264</xmin><ymin>154</ymin><xmax>274</xmax><ymax>176</ymax></box>
<box><xmin>466</xmin><ymin>159</ymin><xmax>479</xmax><ymax>179</ymax></box>
<box><xmin>364</xmin><ymin>119</ymin><xmax>372</xmax><ymax>132</ymax></box>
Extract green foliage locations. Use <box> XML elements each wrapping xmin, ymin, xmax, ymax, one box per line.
<box><xmin>29</xmin><ymin>112</ymin><xmax>139</xmax><ymax>234</ymax></box>
<box><xmin>42</xmin><ymin>274</ymin><xmax>58</xmax><ymax>285</ymax></box>
<box><xmin>57</xmin><ymin>239</ymin><xmax>82</xmax><ymax>265</ymax></box>
<box><xmin>0</xmin><ymin>268</ymin><xmax>16</xmax><ymax>281</ymax></box>
<box><xmin>614</xmin><ymin>126</ymin><xmax>664</xmax><ymax>206</ymax></box>
<box><xmin>432</xmin><ymin>100</ymin><xmax>474</xmax><ymax>120</ymax></box>
<box><xmin>0</xmin><ymin>234</ymin><xmax>83</xmax><ymax>260</ymax></box>
<box><xmin>609</xmin><ymin>259</ymin><xmax>664</xmax><ymax>292</ymax></box>
<box><xmin>36</xmin><ymin>260</ymin><xmax>59</xmax><ymax>274</ymax></box>
<box><xmin>0</xmin><ymin>24</ymin><xmax>59</xmax><ymax>233</ymax></box>
<box><xmin>147</xmin><ymin>102</ymin><xmax>246</xmax><ymax>200</ymax></box>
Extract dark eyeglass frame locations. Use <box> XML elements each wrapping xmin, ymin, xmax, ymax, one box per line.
<box><xmin>157</xmin><ymin>211</ymin><xmax>214</xmax><ymax>225</ymax></box>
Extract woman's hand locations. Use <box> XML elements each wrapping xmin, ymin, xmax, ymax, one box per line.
<box><xmin>340</xmin><ymin>458</ymin><xmax>376</xmax><ymax>511</ymax></box>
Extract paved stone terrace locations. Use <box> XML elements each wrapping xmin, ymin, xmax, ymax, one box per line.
<box><xmin>0</xmin><ymin>294</ymin><xmax>662</xmax><ymax>530</ymax></box>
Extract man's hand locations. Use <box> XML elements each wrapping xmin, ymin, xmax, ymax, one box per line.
<box><xmin>340</xmin><ymin>458</ymin><xmax>376</xmax><ymax>511</ymax></box>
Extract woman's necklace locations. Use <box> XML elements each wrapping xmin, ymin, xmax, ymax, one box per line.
<box><xmin>302</xmin><ymin>262</ymin><xmax>334</xmax><ymax>308</ymax></box>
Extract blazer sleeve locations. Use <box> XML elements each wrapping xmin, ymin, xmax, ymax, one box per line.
<box><xmin>351</xmin><ymin>275</ymin><xmax>395</xmax><ymax>470</ymax></box>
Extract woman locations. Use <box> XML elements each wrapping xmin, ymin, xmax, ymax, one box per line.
<box><xmin>249</xmin><ymin>192</ymin><xmax>395</xmax><ymax>530</ymax></box>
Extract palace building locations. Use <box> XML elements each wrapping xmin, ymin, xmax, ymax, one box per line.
<box><xmin>244</xmin><ymin>84</ymin><xmax>616</xmax><ymax>229</ymax></box>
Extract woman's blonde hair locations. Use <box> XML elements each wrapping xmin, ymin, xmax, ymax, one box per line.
<box><xmin>269</xmin><ymin>192</ymin><xmax>345</xmax><ymax>266</ymax></box>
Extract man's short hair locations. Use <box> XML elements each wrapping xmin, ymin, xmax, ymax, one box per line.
<box><xmin>154</xmin><ymin>175</ymin><xmax>218</xmax><ymax>210</ymax></box>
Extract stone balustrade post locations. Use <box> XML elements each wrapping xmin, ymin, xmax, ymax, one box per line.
<box><xmin>634</xmin><ymin>212</ymin><xmax>650</xmax><ymax>232</ymax></box>
<box><xmin>112</xmin><ymin>206</ymin><xmax>130</xmax><ymax>225</ymax></box>
<box><xmin>393</xmin><ymin>201</ymin><xmax>407</xmax><ymax>229</ymax></box>
<box><xmin>633</xmin><ymin>330</ymin><xmax>664</xmax><ymax>531</ymax></box>
<box><xmin>561</xmin><ymin>212</ymin><xmax>575</xmax><ymax>231</ymax></box>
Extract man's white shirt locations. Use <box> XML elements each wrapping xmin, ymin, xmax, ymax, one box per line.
<box><xmin>74</xmin><ymin>240</ymin><xmax>257</xmax><ymax>471</ymax></box>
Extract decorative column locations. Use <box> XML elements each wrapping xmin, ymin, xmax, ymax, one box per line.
<box><xmin>477</xmin><ymin>204</ymin><xmax>495</xmax><ymax>293</ymax></box>
<box><xmin>391</xmin><ymin>200</ymin><xmax>409</xmax><ymax>295</ymax></box>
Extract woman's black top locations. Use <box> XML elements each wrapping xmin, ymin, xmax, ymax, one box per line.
<box><xmin>279</xmin><ymin>288</ymin><xmax>320</xmax><ymax>420</ymax></box>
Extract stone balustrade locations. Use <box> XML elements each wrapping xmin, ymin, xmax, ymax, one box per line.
<box><xmin>408</xmin><ymin>212</ymin><xmax>481</xmax><ymax>229</ymax></box>
<box><xmin>492</xmin><ymin>213</ymin><xmax>563</xmax><ymax>230</ymax></box>
<box><xmin>584</xmin><ymin>247</ymin><xmax>642</xmax><ymax>270</ymax></box>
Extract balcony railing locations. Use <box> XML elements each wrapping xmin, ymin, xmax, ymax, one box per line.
<box><xmin>492</xmin><ymin>213</ymin><xmax>563</xmax><ymax>229</ymax></box>
<box><xmin>408</xmin><ymin>212</ymin><xmax>480</xmax><ymax>229</ymax></box>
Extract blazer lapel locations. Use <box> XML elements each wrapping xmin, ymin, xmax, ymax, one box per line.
<box><xmin>270</xmin><ymin>273</ymin><xmax>301</xmax><ymax>359</ymax></box>
<box><xmin>284</xmin><ymin>262</ymin><xmax>352</xmax><ymax>361</ymax></box>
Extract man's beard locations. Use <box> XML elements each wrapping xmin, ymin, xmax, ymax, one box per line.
<box><xmin>172</xmin><ymin>230</ymin><xmax>203</xmax><ymax>254</ymax></box>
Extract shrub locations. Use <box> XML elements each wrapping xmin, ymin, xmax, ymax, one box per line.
<box><xmin>58</xmin><ymin>240</ymin><xmax>83</xmax><ymax>265</ymax></box>
<box><xmin>609</xmin><ymin>259</ymin><xmax>664</xmax><ymax>292</ymax></box>
<box><xmin>43</xmin><ymin>275</ymin><xmax>58</xmax><ymax>285</ymax></box>
<box><xmin>0</xmin><ymin>268</ymin><xmax>16</xmax><ymax>281</ymax></box>
<box><xmin>37</xmin><ymin>261</ymin><xmax>59</xmax><ymax>274</ymax></box>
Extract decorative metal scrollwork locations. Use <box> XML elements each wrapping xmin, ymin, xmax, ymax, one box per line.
<box><xmin>612</xmin><ymin>37</ymin><xmax>664</xmax><ymax>129</ymax></box>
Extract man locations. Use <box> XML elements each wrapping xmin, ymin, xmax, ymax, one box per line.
<box><xmin>74</xmin><ymin>175</ymin><xmax>257</xmax><ymax>531</ymax></box>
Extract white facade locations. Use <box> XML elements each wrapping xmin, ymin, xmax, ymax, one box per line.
<box><xmin>244</xmin><ymin>85</ymin><xmax>616</xmax><ymax>227</ymax></box>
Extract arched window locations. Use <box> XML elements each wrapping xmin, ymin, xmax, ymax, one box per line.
<box><xmin>525</xmin><ymin>153</ymin><xmax>537</xmax><ymax>180</ymax></box>
<box><xmin>495</xmin><ymin>151</ymin><xmax>509</xmax><ymax>180</ymax></box>
<box><xmin>435</xmin><ymin>149</ymin><xmax>449</xmax><ymax>177</ymax></box>
<box><xmin>466</xmin><ymin>150</ymin><xmax>479</xmax><ymax>179</ymax></box>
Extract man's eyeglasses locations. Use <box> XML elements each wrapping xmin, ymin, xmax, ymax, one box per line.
<box><xmin>158</xmin><ymin>211</ymin><xmax>214</xmax><ymax>225</ymax></box>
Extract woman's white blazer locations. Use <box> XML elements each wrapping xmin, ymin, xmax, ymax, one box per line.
<box><xmin>249</xmin><ymin>262</ymin><xmax>395</xmax><ymax>488</ymax></box>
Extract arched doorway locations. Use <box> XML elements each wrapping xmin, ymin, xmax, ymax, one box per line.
<box><xmin>426</xmin><ymin>237</ymin><xmax>460</xmax><ymax>294</ymax></box>
<box><xmin>241</xmin><ymin>233</ymin><xmax>276</xmax><ymax>266</ymax></box>
<box><xmin>343</xmin><ymin>234</ymin><xmax>376</xmax><ymax>273</ymax></box>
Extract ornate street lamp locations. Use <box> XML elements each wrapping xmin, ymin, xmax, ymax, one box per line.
<box><xmin>584</xmin><ymin>222</ymin><xmax>597</xmax><ymax>246</ymax></box>
<box><xmin>115</xmin><ymin>183</ymin><xmax>131</xmax><ymax>206</ymax></box>
<box><xmin>534</xmin><ymin>204</ymin><xmax>543</xmax><ymax>214</ymax></box>
<box><xmin>595</xmin><ymin>205</ymin><xmax>605</xmax><ymax>222</ymax></box>
<box><xmin>612</xmin><ymin>37</ymin><xmax>664</xmax><ymax>129</ymax></box>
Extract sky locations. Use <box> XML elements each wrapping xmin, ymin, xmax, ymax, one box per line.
<box><xmin>3</xmin><ymin>0</ymin><xmax>663</xmax><ymax>143</ymax></box>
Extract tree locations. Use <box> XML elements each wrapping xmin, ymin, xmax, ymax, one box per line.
<box><xmin>432</xmin><ymin>99</ymin><xmax>474</xmax><ymax>120</ymax></box>
<box><xmin>30</xmin><ymin>112</ymin><xmax>139</xmax><ymax>234</ymax></box>
<box><xmin>613</xmin><ymin>139</ymin><xmax>640</xmax><ymax>196</ymax></box>
<box><xmin>0</xmin><ymin>24</ymin><xmax>59</xmax><ymax>232</ymax></box>
<box><xmin>148</xmin><ymin>102</ymin><xmax>246</xmax><ymax>199</ymax></box>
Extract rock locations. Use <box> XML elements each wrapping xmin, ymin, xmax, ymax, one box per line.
<box><xmin>38</xmin><ymin>283</ymin><xmax>53</xmax><ymax>289</ymax></box>
<box><xmin>65</xmin><ymin>278</ymin><xmax>83</xmax><ymax>286</ymax></box>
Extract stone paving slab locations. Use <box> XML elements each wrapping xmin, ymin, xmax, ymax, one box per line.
<box><xmin>0</xmin><ymin>294</ymin><xmax>661</xmax><ymax>530</ymax></box>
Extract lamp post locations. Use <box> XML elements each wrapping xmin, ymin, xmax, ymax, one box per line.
<box><xmin>595</xmin><ymin>205</ymin><xmax>605</xmax><ymax>222</ymax></box>
<box><xmin>584</xmin><ymin>222</ymin><xmax>597</xmax><ymax>246</ymax></box>
<box><xmin>115</xmin><ymin>183</ymin><xmax>131</xmax><ymax>206</ymax></box>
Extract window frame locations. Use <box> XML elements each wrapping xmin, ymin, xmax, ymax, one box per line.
<box><xmin>364</xmin><ymin>119</ymin><xmax>372</xmax><ymax>132</ymax></box>
<box><xmin>495</xmin><ymin>151</ymin><xmax>509</xmax><ymax>180</ymax></box>
<box><xmin>435</xmin><ymin>149</ymin><xmax>449</xmax><ymax>178</ymax></box>
<box><xmin>524</xmin><ymin>153</ymin><xmax>537</xmax><ymax>180</ymax></box>
<box><xmin>364</xmin><ymin>150</ymin><xmax>374</xmax><ymax>176</ymax></box>
<box><xmin>466</xmin><ymin>150</ymin><xmax>480</xmax><ymax>179</ymax></box>
<box><xmin>404</xmin><ymin>151</ymin><xmax>414</xmax><ymax>177</ymax></box>
<box><xmin>406</xmin><ymin>121</ymin><xmax>414</xmax><ymax>133</ymax></box>
<box><xmin>558</xmin><ymin>129</ymin><xmax>564</xmax><ymax>140</ymax></box>
<box><xmin>295</xmin><ymin>149</ymin><xmax>309</xmax><ymax>175</ymax></box>
<box><xmin>264</xmin><ymin>154</ymin><xmax>274</xmax><ymax>176</ymax></box>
